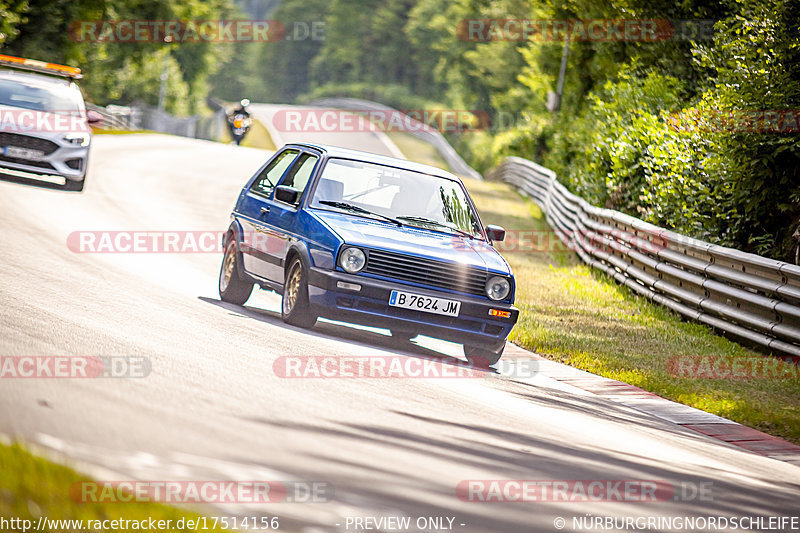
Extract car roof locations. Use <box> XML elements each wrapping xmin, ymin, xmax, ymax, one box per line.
<box><xmin>287</xmin><ymin>142</ymin><xmax>462</xmax><ymax>182</ymax></box>
<box><xmin>0</xmin><ymin>69</ymin><xmax>75</xmax><ymax>89</ymax></box>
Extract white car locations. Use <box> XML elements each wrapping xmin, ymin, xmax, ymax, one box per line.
<box><xmin>0</xmin><ymin>55</ymin><xmax>101</xmax><ymax>191</ymax></box>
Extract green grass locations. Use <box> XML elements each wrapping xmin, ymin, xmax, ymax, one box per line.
<box><xmin>94</xmin><ymin>118</ymin><xmax>277</xmax><ymax>151</ymax></box>
<box><xmin>465</xmin><ymin>176</ymin><xmax>800</xmax><ymax>444</ymax></box>
<box><xmin>0</xmin><ymin>442</ymin><xmax>224</xmax><ymax>532</ymax></box>
<box><xmin>220</xmin><ymin>119</ymin><xmax>277</xmax><ymax>151</ymax></box>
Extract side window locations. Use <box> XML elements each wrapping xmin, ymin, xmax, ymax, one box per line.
<box><xmin>251</xmin><ymin>149</ymin><xmax>299</xmax><ymax>197</ymax></box>
<box><xmin>279</xmin><ymin>153</ymin><xmax>319</xmax><ymax>200</ymax></box>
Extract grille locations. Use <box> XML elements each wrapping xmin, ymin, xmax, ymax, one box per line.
<box><xmin>0</xmin><ymin>154</ymin><xmax>54</xmax><ymax>170</ymax></box>
<box><xmin>364</xmin><ymin>248</ymin><xmax>487</xmax><ymax>297</ymax></box>
<box><xmin>0</xmin><ymin>133</ymin><xmax>59</xmax><ymax>155</ymax></box>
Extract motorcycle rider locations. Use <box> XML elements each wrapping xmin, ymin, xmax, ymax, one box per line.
<box><xmin>232</xmin><ymin>98</ymin><xmax>251</xmax><ymax>119</ymax></box>
<box><xmin>228</xmin><ymin>99</ymin><xmax>252</xmax><ymax>145</ymax></box>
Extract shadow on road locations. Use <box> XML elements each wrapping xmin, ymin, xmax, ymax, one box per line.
<box><xmin>197</xmin><ymin>295</ymin><xmax>500</xmax><ymax>375</ymax></box>
<box><xmin>238</xmin><ymin>411</ymin><xmax>796</xmax><ymax>532</ymax></box>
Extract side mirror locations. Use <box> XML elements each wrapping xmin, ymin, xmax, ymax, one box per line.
<box><xmin>86</xmin><ymin>110</ymin><xmax>104</xmax><ymax>126</ymax></box>
<box><xmin>485</xmin><ymin>225</ymin><xmax>505</xmax><ymax>242</ymax></box>
<box><xmin>275</xmin><ymin>185</ymin><xmax>300</xmax><ymax>205</ymax></box>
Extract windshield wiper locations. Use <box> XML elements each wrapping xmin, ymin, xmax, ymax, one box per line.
<box><xmin>397</xmin><ymin>216</ymin><xmax>475</xmax><ymax>239</ymax></box>
<box><xmin>319</xmin><ymin>201</ymin><xmax>403</xmax><ymax>226</ymax></box>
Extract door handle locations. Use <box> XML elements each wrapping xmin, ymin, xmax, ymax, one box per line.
<box><xmin>260</xmin><ymin>206</ymin><xmax>270</xmax><ymax>216</ymax></box>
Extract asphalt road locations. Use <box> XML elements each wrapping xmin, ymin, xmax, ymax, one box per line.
<box><xmin>248</xmin><ymin>104</ymin><xmax>406</xmax><ymax>159</ymax></box>
<box><xmin>0</xmin><ymin>134</ymin><xmax>799</xmax><ymax>532</ymax></box>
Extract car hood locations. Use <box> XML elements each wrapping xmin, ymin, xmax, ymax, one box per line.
<box><xmin>0</xmin><ymin>104</ymin><xmax>89</xmax><ymax>139</ymax></box>
<box><xmin>312</xmin><ymin>209</ymin><xmax>510</xmax><ymax>274</ymax></box>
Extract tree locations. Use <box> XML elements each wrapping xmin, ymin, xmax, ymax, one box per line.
<box><xmin>2</xmin><ymin>0</ymin><xmax>230</xmax><ymax>114</ymax></box>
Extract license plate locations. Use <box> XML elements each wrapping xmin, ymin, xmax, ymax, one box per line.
<box><xmin>389</xmin><ymin>290</ymin><xmax>461</xmax><ymax>317</ymax></box>
<box><xmin>4</xmin><ymin>145</ymin><xmax>45</xmax><ymax>161</ymax></box>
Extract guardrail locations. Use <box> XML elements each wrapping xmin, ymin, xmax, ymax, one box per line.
<box><xmin>309</xmin><ymin>97</ymin><xmax>483</xmax><ymax>181</ymax></box>
<box><xmin>87</xmin><ymin>102</ymin><xmax>227</xmax><ymax>141</ymax></box>
<box><xmin>137</xmin><ymin>106</ymin><xmax>227</xmax><ymax>141</ymax></box>
<box><xmin>488</xmin><ymin>156</ymin><xmax>800</xmax><ymax>359</ymax></box>
<box><xmin>86</xmin><ymin>103</ymin><xmax>140</xmax><ymax>130</ymax></box>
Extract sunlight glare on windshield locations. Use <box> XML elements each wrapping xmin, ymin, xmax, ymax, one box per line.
<box><xmin>312</xmin><ymin>158</ymin><xmax>481</xmax><ymax>236</ymax></box>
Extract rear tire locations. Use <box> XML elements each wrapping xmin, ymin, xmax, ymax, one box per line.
<box><xmin>219</xmin><ymin>239</ymin><xmax>254</xmax><ymax>305</ymax></box>
<box><xmin>464</xmin><ymin>343</ymin><xmax>505</xmax><ymax>367</ymax></box>
<box><xmin>281</xmin><ymin>257</ymin><xmax>317</xmax><ymax>329</ymax></box>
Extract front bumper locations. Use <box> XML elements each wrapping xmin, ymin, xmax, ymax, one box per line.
<box><xmin>0</xmin><ymin>135</ymin><xmax>89</xmax><ymax>182</ymax></box>
<box><xmin>307</xmin><ymin>268</ymin><xmax>519</xmax><ymax>349</ymax></box>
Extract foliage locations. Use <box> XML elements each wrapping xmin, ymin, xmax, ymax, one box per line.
<box><xmin>690</xmin><ymin>0</ymin><xmax>800</xmax><ymax>255</ymax></box>
<box><xmin>298</xmin><ymin>82</ymin><xmax>443</xmax><ymax>111</ymax></box>
<box><xmin>0</xmin><ymin>0</ymin><xmax>28</xmax><ymax>47</ymax></box>
<box><xmin>0</xmin><ymin>0</ymin><xmax>231</xmax><ymax>115</ymax></box>
<box><xmin>208</xmin><ymin>0</ymin><xmax>331</xmax><ymax>103</ymax></box>
<box><xmin>482</xmin><ymin>0</ymin><xmax>800</xmax><ymax>259</ymax></box>
<box><xmin>3</xmin><ymin>0</ymin><xmax>796</xmax><ymax>257</ymax></box>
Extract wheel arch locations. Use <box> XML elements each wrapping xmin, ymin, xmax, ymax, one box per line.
<box><xmin>223</xmin><ymin>220</ymin><xmax>244</xmax><ymax>247</ymax></box>
<box><xmin>284</xmin><ymin>241</ymin><xmax>313</xmax><ymax>277</ymax></box>
<box><xmin>223</xmin><ymin>220</ymin><xmax>250</xmax><ymax>282</ymax></box>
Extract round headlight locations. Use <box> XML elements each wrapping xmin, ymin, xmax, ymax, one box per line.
<box><xmin>485</xmin><ymin>276</ymin><xmax>511</xmax><ymax>301</ymax></box>
<box><xmin>339</xmin><ymin>247</ymin><xmax>366</xmax><ymax>274</ymax></box>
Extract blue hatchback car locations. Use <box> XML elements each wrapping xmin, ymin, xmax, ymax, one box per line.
<box><xmin>219</xmin><ymin>143</ymin><xmax>519</xmax><ymax>365</ymax></box>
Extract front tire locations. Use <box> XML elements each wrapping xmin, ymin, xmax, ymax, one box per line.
<box><xmin>62</xmin><ymin>178</ymin><xmax>85</xmax><ymax>192</ymax></box>
<box><xmin>464</xmin><ymin>342</ymin><xmax>505</xmax><ymax>367</ymax></box>
<box><xmin>281</xmin><ymin>257</ymin><xmax>317</xmax><ymax>329</ymax></box>
<box><xmin>390</xmin><ymin>330</ymin><xmax>416</xmax><ymax>342</ymax></box>
<box><xmin>219</xmin><ymin>239</ymin><xmax>254</xmax><ymax>305</ymax></box>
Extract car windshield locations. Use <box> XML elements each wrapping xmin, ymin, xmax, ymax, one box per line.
<box><xmin>0</xmin><ymin>76</ymin><xmax>84</xmax><ymax>114</ymax></box>
<box><xmin>311</xmin><ymin>158</ymin><xmax>483</xmax><ymax>238</ymax></box>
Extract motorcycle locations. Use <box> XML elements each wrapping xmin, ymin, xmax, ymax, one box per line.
<box><xmin>228</xmin><ymin>111</ymin><xmax>252</xmax><ymax>146</ymax></box>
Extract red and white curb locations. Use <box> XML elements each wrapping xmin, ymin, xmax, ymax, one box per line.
<box><xmin>501</xmin><ymin>343</ymin><xmax>800</xmax><ymax>467</ymax></box>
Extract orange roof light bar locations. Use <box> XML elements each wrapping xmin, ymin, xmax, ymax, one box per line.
<box><xmin>0</xmin><ymin>54</ymin><xmax>82</xmax><ymax>79</ymax></box>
